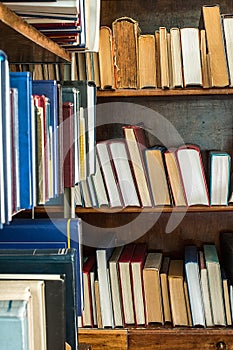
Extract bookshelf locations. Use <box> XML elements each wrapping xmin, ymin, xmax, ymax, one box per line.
<box><xmin>79</xmin><ymin>0</ymin><xmax>233</xmax><ymax>349</ymax></box>
<box><xmin>0</xmin><ymin>3</ymin><xmax>71</xmax><ymax>63</ymax></box>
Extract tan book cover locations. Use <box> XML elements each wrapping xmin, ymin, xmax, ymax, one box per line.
<box><xmin>94</xmin><ymin>280</ymin><xmax>103</xmax><ymax>328</ymax></box>
<box><xmin>201</xmin><ymin>5</ymin><xmax>229</xmax><ymax>87</ymax></box>
<box><xmin>160</xmin><ymin>256</ymin><xmax>172</xmax><ymax>323</ymax></box>
<box><xmin>144</xmin><ymin>147</ymin><xmax>171</xmax><ymax>206</ymax></box>
<box><xmin>168</xmin><ymin>260</ymin><xmax>189</xmax><ymax>327</ymax></box>
<box><xmin>143</xmin><ymin>252</ymin><xmax>163</xmax><ymax>324</ymax></box>
<box><xmin>155</xmin><ymin>30</ymin><xmax>162</xmax><ymax>88</ymax></box>
<box><xmin>99</xmin><ymin>26</ymin><xmax>115</xmax><ymax>89</ymax></box>
<box><xmin>164</xmin><ymin>149</ymin><xmax>186</xmax><ymax>207</ymax></box>
<box><xmin>112</xmin><ymin>17</ymin><xmax>140</xmax><ymax>89</ymax></box>
<box><xmin>138</xmin><ymin>34</ymin><xmax>157</xmax><ymax>88</ymax></box>
<box><xmin>159</xmin><ymin>27</ymin><xmax>170</xmax><ymax>89</ymax></box>
<box><xmin>170</xmin><ymin>28</ymin><xmax>183</xmax><ymax>88</ymax></box>
<box><xmin>200</xmin><ymin>29</ymin><xmax>211</xmax><ymax>88</ymax></box>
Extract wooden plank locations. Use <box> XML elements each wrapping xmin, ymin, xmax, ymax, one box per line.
<box><xmin>128</xmin><ymin>328</ymin><xmax>233</xmax><ymax>350</ymax></box>
<box><xmin>0</xmin><ymin>3</ymin><xmax>71</xmax><ymax>63</ymax></box>
<box><xmin>97</xmin><ymin>88</ymin><xmax>233</xmax><ymax>98</ymax></box>
<box><xmin>79</xmin><ymin>329</ymin><xmax>128</xmax><ymax>350</ymax></box>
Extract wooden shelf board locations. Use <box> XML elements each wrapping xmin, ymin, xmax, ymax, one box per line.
<box><xmin>74</xmin><ymin>205</ymin><xmax>233</xmax><ymax>214</ymax></box>
<box><xmin>0</xmin><ymin>3</ymin><xmax>71</xmax><ymax>63</ymax></box>
<box><xmin>97</xmin><ymin>88</ymin><xmax>233</xmax><ymax>98</ymax></box>
<box><xmin>79</xmin><ymin>328</ymin><xmax>127</xmax><ymax>350</ymax></box>
<box><xmin>79</xmin><ymin>327</ymin><xmax>233</xmax><ymax>350</ymax></box>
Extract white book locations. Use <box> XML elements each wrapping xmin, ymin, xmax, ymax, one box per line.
<box><xmin>108</xmin><ymin>141</ymin><xmax>140</xmax><ymax>207</ymax></box>
<box><xmin>170</xmin><ymin>28</ymin><xmax>183</xmax><ymax>88</ymax></box>
<box><xmin>180</xmin><ymin>28</ymin><xmax>202</xmax><ymax>86</ymax></box>
<box><xmin>176</xmin><ymin>145</ymin><xmax>209</xmax><ymax>206</ymax></box>
<box><xmin>109</xmin><ymin>246</ymin><xmax>124</xmax><ymax>327</ymax></box>
<box><xmin>199</xmin><ymin>251</ymin><xmax>214</xmax><ymax>327</ymax></box>
<box><xmin>96</xmin><ymin>249</ymin><xmax>114</xmax><ymax>328</ymax></box>
<box><xmin>97</xmin><ymin>142</ymin><xmax>122</xmax><ymax>208</ymax></box>
<box><xmin>204</xmin><ymin>244</ymin><xmax>226</xmax><ymax>326</ymax></box>
<box><xmin>91</xmin><ymin>156</ymin><xmax>109</xmax><ymax>207</ymax></box>
<box><xmin>184</xmin><ymin>246</ymin><xmax>205</xmax><ymax>327</ymax></box>
<box><xmin>209</xmin><ymin>151</ymin><xmax>231</xmax><ymax>205</ymax></box>
<box><xmin>222</xmin><ymin>15</ymin><xmax>233</xmax><ymax>86</ymax></box>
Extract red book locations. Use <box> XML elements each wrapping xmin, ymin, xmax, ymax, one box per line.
<box><xmin>82</xmin><ymin>255</ymin><xmax>96</xmax><ymax>327</ymax></box>
<box><xmin>122</xmin><ymin>125</ymin><xmax>152</xmax><ymax>207</ymax></box>
<box><xmin>130</xmin><ymin>243</ymin><xmax>147</xmax><ymax>326</ymax></box>
<box><xmin>118</xmin><ymin>243</ymin><xmax>136</xmax><ymax>325</ymax></box>
<box><xmin>62</xmin><ymin>102</ymin><xmax>75</xmax><ymax>188</ymax></box>
<box><xmin>175</xmin><ymin>144</ymin><xmax>210</xmax><ymax>206</ymax></box>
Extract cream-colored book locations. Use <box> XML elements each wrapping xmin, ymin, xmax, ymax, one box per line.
<box><xmin>0</xmin><ymin>280</ymin><xmax>46</xmax><ymax>350</ymax></box>
<box><xmin>138</xmin><ymin>34</ymin><xmax>157</xmax><ymax>88</ymax></box>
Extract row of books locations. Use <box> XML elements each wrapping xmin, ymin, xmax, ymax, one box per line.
<box><xmin>0</xmin><ymin>49</ymin><xmax>96</xmax><ymax>226</ymax></box>
<box><xmin>0</xmin><ymin>217</ymin><xmax>83</xmax><ymax>350</ymax></box>
<box><xmin>95</xmin><ymin>5</ymin><xmax>233</xmax><ymax>90</ymax></box>
<box><xmin>73</xmin><ymin>124</ymin><xmax>232</xmax><ymax>209</ymax></box>
<box><xmin>81</xmin><ymin>237</ymin><xmax>233</xmax><ymax>329</ymax></box>
<box><xmin>3</xmin><ymin>0</ymin><xmax>101</xmax><ymax>51</ymax></box>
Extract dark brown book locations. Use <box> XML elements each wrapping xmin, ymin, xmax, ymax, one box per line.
<box><xmin>112</xmin><ymin>17</ymin><xmax>140</xmax><ymax>89</ymax></box>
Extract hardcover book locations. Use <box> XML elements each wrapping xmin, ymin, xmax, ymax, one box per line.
<box><xmin>118</xmin><ymin>243</ymin><xmax>136</xmax><ymax>325</ymax></box>
<box><xmin>122</xmin><ymin>125</ymin><xmax>152</xmax><ymax>207</ymax></box>
<box><xmin>10</xmin><ymin>71</ymin><xmax>34</xmax><ymax>209</ymax></box>
<box><xmin>176</xmin><ymin>144</ymin><xmax>209</xmax><ymax>206</ymax></box>
<box><xmin>184</xmin><ymin>245</ymin><xmax>205</xmax><ymax>327</ymax></box>
<box><xmin>0</xmin><ymin>300</ymin><xmax>30</xmax><ymax>350</ymax></box>
<box><xmin>112</xmin><ymin>17</ymin><xmax>140</xmax><ymax>89</ymax></box>
<box><xmin>0</xmin><ymin>248</ymin><xmax>78</xmax><ymax>350</ymax></box>
<box><xmin>200</xmin><ymin>4</ymin><xmax>229</xmax><ymax>87</ymax></box>
<box><xmin>0</xmin><ymin>218</ymin><xmax>83</xmax><ymax>316</ymax></box>
<box><xmin>143</xmin><ymin>252</ymin><xmax>163</xmax><ymax>325</ymax></box>
<box><xmin>204</xmin><ymin>244</ymin><xmax>226</xmax><ymax>326</ymax></box>
<box><xmin>0</xmin><ymin>273</ymin><xmax>66</xmax><ymax>350</ymax></box>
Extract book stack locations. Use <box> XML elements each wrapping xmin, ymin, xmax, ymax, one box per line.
<box><xmin>96</xmin><ymin>4</ymin><xmax>232</xmax><ymax>90</ymax></box>
<box><xmin>3</xmin><ymin>0</ymin><xmax>101</xmax><ymax>51</ymax></box>
<box><xmin>0</xmin><ymin>48</ymin><xmax>98</xmax><ymax>227</ymax></box>
<box><xmin>81</xmin><ymin>242</ymin><xmax>233</xmax><ymax>329</ymax></box>
<box><xmin>75</xmin><ymin>124</ymin><xmax>232</xmax><ymax>210</ymax></box>
<box><xmin>0</xmin><ymin>217</ymin><xmax>83</xmax><ymax>350</ymax></box>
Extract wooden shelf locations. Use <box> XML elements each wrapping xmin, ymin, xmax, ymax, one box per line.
<box><xmin>97</xmin><ymin>88</ymin><xmax>233</xmax><ymax>98</ymax></box>
<box><xmin>79</xmin><ymin>327</ymin><xmax>233</xmax><ymax>350</ymax></box>
<box><xmin>74</xmin><ymin>205</ymin><xmax>233</xmax><ymax>214</ymax></box>
<box><xmin>0</xmin><ymin>3</ymin><xmax>71</xmax><ymax>63</ymax></box>
<box><xmin>14</xmin><ymin>205</ymin><xmax>233</xmax><ymax>218</ymax></box>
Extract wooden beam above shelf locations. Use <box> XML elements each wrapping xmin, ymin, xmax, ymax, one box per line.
<box><xmin>0</xmin><ymin>3</ymin><xmax>71</xmax><ymax>63</ymax></box>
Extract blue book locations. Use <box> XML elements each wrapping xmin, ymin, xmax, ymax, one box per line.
<box><xmin>0</xmin><ymin>300</ymin><xmax>29</xmax><ymax>350</ymax></box>
<box><xmin>10</xmin><ymin>72</ymin><xmax>34</xmax><ymax>210</ymax></box>
<box><xmin>0</xmin><ymin>218</ymin><xmax>83</xmax><ymax>316</ymax></box>
<box><xmin>32</xmin><ymin>80</ymin><xmax>59</xmax><ymax>197</ymax></box>
<box><xmin>184</xmin><ymin>245</ymin><xmax>205</xmax><ymax>327</ymax></box>
<box><xmin>0</xmin><ymin>248</ymin><xmax>78</xmax><ymax>350</ymax></box>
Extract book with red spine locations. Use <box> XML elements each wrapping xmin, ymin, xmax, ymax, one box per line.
<box><xmin>118</xmin><ymin>243</ymin><xmax>136</xmax><ymax>325</ymax></box>
<box><xmin>130</xmin><ymin>243</ymin><xmax>147</xmax><ymax>326</ymax></box>
<box><xmin>175</xmin><ymin>144</ymin><xmax>210</xmax><ymax>206</ymax></box>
